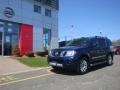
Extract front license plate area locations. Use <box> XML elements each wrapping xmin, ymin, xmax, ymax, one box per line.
<box><xmin>49</xmin><ymin>62</ymin><xmax>63</xmax><ymax>67</ymax></box>
<box><xmin>49</xmin><ymin>62</ymin><xmax>57</xmax><ymax>66</ymax></box>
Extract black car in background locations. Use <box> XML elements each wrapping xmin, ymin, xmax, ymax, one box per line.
<box><xmin>48</xmin><ymin>36</ymin><xmax>114</xmax><ymax>74</ymax></box>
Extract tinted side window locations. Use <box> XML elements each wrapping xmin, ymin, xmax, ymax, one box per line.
<box><xmin>91</xmin><ymin>39</ymin><xmax>99</xmax><ymax>48</ymax></box>
<box><xmin>45</xmin><ymin>9</ymin><xmax>51</xmax><ymax>17</ymax></box>
<box><xmin>34</xmin><ymin>5</ymin><xmax>41</xmax><ymax>13</ymax></box>
<box><xmin>99</xmin><ymin>39</ymin><xmax>107</xmax><ymax>48</ymax></box>
<box><xmin>106</xmin><ymin>39</ymin><xmax>112</xmax><ymax>46</ymax></box>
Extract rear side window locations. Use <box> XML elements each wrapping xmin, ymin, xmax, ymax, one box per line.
<box><xmin>99</xmin><ymin>39</ymin><xmax>107</xmax><ymax>48</ymax></box>
<box><xmin>106</xmin><ymin>39</ymin><xmax>112</xmax><ymax>46</ymax></box>
<box><xmin>91</xmin><ymin>39</ymin><xmax>100</xmax><ymax>48</ymax></box>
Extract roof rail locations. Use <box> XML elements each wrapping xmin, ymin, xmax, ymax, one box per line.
<box><xmin>94</xmin><ymin>36</ymin><xmax>107</xmax><ymax>39</ymax></box>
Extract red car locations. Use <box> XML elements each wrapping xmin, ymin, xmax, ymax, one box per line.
<box><xmin>113</xmin><ymin>46</ymin><xmax>120</xmax><ymax>55</ymax></box>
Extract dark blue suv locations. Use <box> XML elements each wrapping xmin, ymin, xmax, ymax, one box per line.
<box><xmin>48</xmin><ymin>36</ymin><xmax>114</xmax><ymax>74</ymax></box>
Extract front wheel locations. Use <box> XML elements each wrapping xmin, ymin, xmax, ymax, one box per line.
<box><xmin>107</xmin><ymin>55</ymin><xmax>113</xmax><ymax>66</ymax></box>
<box><xmin>77</xmin><ymin>57</ymin><xmax>89</xmax><ymax>74</ymax></box>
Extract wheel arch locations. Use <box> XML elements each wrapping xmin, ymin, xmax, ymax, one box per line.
<box><xmin>76</xmin><ymin>54</ymin><xmax>90</xmax><ymax>74</ymax></box>
<box><xmin>79</xmin><ymin>54</ymin><xmax>90</xmax><ymax>63</ymax></box>
<box><xmin>108</xmin><ymin>52</ymin><xmax>114</xmax><ymax>59</ymax></box>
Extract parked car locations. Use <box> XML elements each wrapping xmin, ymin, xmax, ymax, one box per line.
<box><xmin>48</xmin><ymin>36</ymin><xmax>114</xmax><ymax>74</ymax></box>
<box><xmin>112</xmin><ymin>46</ymin><xmax>120</xmax><ymax>55</ymax></box>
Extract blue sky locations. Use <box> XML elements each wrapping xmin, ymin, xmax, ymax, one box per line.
<box><xmin>59</xmin><ymin>0</ymin><xmax>120</xmax><ymax>41</ymax></box>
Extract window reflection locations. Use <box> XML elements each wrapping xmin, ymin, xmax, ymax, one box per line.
<box><xmin>43</xmin><ymin>28</ymin><xmax>51</xmax><ymax>50</ymax></box>
<box><xmin>3</xmin><ymin>22</ymin><xmax>19</xmax><ymax>55</ymax></box>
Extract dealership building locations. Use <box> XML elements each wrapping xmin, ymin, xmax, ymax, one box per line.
<box><xmin>0</xmin><ymin>0</ymin><xmax>59</xmax><ymax>56</ymax></box>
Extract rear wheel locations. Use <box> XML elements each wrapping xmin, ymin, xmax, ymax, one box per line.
<box><xmin>107</xmin><ymin>55</ymin><xmax>113</xmax><ymax>66</ymax></box>
<box><xmin>77</xmin><ymin>57</ymin><xmax>89</xmax><ymax>74</ymax></box>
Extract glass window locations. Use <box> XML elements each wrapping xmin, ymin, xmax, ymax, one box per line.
<box><xmin>0</xmin><ymin>27</ymin><xmax>3</xmax><ymax>32</ymax></box>
<box><xmin>45</xmin><ymin>9</ymin><xmax>51</xmax><ymax>17</ymax></box>
<box><xmin>8</xmin><ymin>28</ymin><xmax>12</xmax><ymax>33</ymax></box>
<box><xmin>45</xmin><ymin>0</ymin><xmax>52</xmax><ymax>6</ymax></box>
<box><xmin>43</xmin><ymin>28</ymin><xmax>51</xmax><ymax>50</ymax></box>
<box><xmin>8</xmin><ymin>23</ymin><xmax>12</xmax><ymax>26</ymax></box>
<box><xmin>91</xmin><ymin>39</ymin><xmax>100</xmax><ymax>48</ymax></box>
<box><xmin>0</xmin><ymin>32</ymin><xmax>2</xmax><ymax>40</ymax></box>
<box><xmin>34</xmin><ymin>5</ymin><xmax>41</xmax><ymax>13</ymax></box>
<box><xmin>5</xmin><ymin>36</ymin><xmax>10</xmax><ymax>43</ymax></box>
<box><xmin>106</xmin><ymin>39</ymin><xmax>112</xmax><ymax>46</ymax></box>
<box><xmin>0</xmin><ymin>32</ymin><xmax>2</xmax><ymax>55</ymax></box>
<box><xmin>12</xmin><ymin>35</ymin><xmax>18</xmax><ymax>46</ymax></box>
<box><xmin>67</xmin><ymin>38</ymin><xmax>90</xmax><ymax>47</ymax></box>
<box><xmin>99</xmin><ymin>39</ymin><xmax>107</xmax><ymax>48</ymax></box>
<box><xmin>3</xmin><ymin>22</ymin><xmax>19</xmax><ymax>55</ymax></box>
<box><xmin>0</xmin><ymin>22</ymin><xmax>4</xmax><ymax>25</ymax></box>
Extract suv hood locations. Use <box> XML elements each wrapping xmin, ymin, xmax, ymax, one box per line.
<box><xmin>51</xmin><ymin>46</ymin><xmax>88</xmax><ymax>57</ymax></box>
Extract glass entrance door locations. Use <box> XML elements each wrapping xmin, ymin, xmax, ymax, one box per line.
<box><xmin>4</xmin><ymin>35</ymin><xmax>12</xmax><ymax>55</ymax></box>
<box><xmin>0</xmin><ymin>21</ymin><xmax>19</xmax><ymax>56</ymax></box>
<box><xmin>0</xmin><ymin>32</ymin><xmax>2</xmax><ymax>55</ymax></box>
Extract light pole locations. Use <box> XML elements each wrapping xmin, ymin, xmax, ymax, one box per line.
<box><xmin>100</xmin><ymin>32</ymin><xmax>102</xmax><ymax>36</ymax></box>
<box><xmin>70</xmin><ymin>25</ymin><xmax>74</xmax><ymax>40</ymax></box>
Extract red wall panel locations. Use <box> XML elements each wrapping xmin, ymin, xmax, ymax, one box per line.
<box><xmin>19</xmin><ymin>24</ymin><xmax>33</xmax><ymax>56</ymax></box>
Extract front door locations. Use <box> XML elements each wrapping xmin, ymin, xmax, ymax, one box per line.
<box><xmin>90</xmin><ymin>38</ymin><xmax>102</xmax><ymax>62</ymax></box>
<box><xmin>98</xmin><ymin>38</ymin><xmax>107</xmax><ymax>60</ymax></box>
<box><xmin>0</xmin><ymin>32</ymin><xmax>2</xmax><ymax>55</ymax></box>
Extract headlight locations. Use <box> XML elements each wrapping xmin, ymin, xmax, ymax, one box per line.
<box><xmin>65</xmin><ymin>50</ymin><xmax>76</xmax><ymax>56</ymax></box>
<box><xmin>49</xmin><ymin>50</ymin><xmax>52</xmax><ymax>56</ymax></box>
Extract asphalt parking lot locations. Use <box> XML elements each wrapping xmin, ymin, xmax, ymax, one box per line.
<box><xmin>0</xmin><ymin>55</ymin><xmax>120</xmax><ymax>90</ymax></box>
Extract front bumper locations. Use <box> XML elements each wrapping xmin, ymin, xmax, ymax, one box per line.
<box><xmin>48</xmin><ymin>56</ymin><xmax>78</xmax><ymax>70</ymax></box>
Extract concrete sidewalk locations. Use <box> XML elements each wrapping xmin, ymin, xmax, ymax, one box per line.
<box><xmin>0</xmin><ymin>56</ymin><xmax>32</xmax><ymax>75</ymax></box>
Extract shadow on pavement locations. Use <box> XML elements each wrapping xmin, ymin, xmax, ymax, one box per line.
<box><xmin>89</xmin><ymin>64</ymin><xmax>107</xmax><ymax>72</ymax></box>
<box><xmin>50</xmin><ymin>69</ymin><xmax>78</xmax><ymax>76</ymax></box>
<box><xmin>50</xmin><ymin>64</ymin><xmax>108</xmax><ymax>76</ymax></box>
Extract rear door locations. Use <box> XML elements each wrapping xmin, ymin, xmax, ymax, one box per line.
<box><xmin>98</xmin><ymin>38</ymin><xmax>107</xmax><ymax>61</ymax></box>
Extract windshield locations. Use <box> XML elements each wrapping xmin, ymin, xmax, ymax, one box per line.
<box><xmin>66</xmin><ymin>38</ymin><xmax>90</xmax><ymax>47</ymax></box>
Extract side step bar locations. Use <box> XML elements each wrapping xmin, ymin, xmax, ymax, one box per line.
<box><xmin>90</xmin><ymin>61</ymin><xmax>107</xmax><ymax>67</ymax></box>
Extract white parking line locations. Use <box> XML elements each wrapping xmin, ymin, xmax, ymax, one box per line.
<box><xmin>0</xmin><ymin>73</ymin><xmax>54</xmax><ymax>86</ymax></box>
<box><xmin>0</xmin><ymin>67</ymin><xmax>51</xmax><ymax>76</ymax></box>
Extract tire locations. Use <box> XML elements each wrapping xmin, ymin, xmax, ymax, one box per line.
<box><xmin>107</xmin><ymin>54</ymin><xmax>113</xmax><ymax>66</ymax></box>
<box><xmin>77</xmin><ymin>57</ymin><xmax>89</xmax><ymax>74</ymax></box>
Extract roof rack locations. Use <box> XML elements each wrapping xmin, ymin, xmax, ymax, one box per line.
<box><xmin>94</xmin><ymin>36</ymin><xmax>107</xmax><ymax>38</ymax></box>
